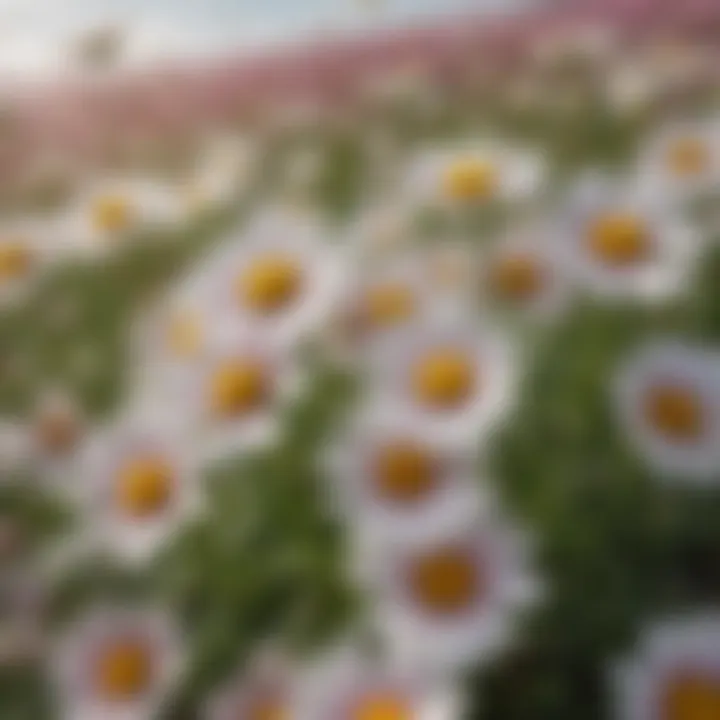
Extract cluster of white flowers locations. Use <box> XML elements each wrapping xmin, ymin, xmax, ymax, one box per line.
<box><xmin>1</xmin><ymin>25</ymin><xmax>720</xmax><ymax>720</ymax></box>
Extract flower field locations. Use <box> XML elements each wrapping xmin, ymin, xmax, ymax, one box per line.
<box><xmin>1</xmin><ymin>5</ymin><xmax>720</xmax><ymax>719</ymax></box>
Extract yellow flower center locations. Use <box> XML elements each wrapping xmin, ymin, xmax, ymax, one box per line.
<box><xmin>166</xmin><ymin>312</ymin><xmax>203</xmax><ymax>358</ymax></box>
<box><xmin>93</xmin><ymin>195</ymin><xmax>132</xmax><ymax>234</ymax></box>
<box><xmin>116</xmin><ymin>456</ymin><xmax>173</xmax><ymax>518</ymax></box>
<box><xmin>363</xmin><ymin>283</ymin><xmax>416</xmax><ymax>329</ymax></box>
<box><xmin>408</xmin><ymin>546</ymin><xmax>482</xmax><ymax>615</ymax></box>
<box><xmin>372</xmin><ymin>440</ymin><xmax>437</xmax><ymax>503</ymax></box>
<box><xmin>411</xmin><ymin>349</ymin><xmax>477</xmax><ymax>410</ymax></box>
<box><xmin>0</xmin><ymin>240</ymin><xmax>33</xmax><ymax>281</ymax></box>
<box><xmin>236</xmin><ymin>254</ymin><xmax>303</xmax><ymax>315</ymax></box>
<box><xmin>443</xmin><ymin>158</ymin><xmax>498</xmax><ymax>202</ymax></box>
<box><xmin>208</xmin><ymin>359</ymin><xmax>269</xmax><ymax>418</ymax></box>
<box><xmin>489</xmin><ymin>253</ymin><xmax>545</xmax><ymax>302</ymax></box>
<box><xmin>353</xmin><ymin>694</ymin><xmax>412</xmax><ymax>720</ymax></box>
<box><xmin>95</xmin><ymin>639</ymin><xmax>153</xmax><ymax>701</ymax></box>
<box><xmin>587</xmin><ymin>213</ymin><xmax>651</xmax><ymax>268</ymax></box>
<box><xmin>643</xmin><ymin>383</ymin><xmax>704</xmax><ymax>443</ymax></box>
<box><xmin>663</xmin><ymin>674</ymin><xmax>720</xmax><ymax>720</ymax></box>
<box><xmin>667</xmin><ymin>137</ymin><xmax>710</xmax><ymax>178</ymax></box>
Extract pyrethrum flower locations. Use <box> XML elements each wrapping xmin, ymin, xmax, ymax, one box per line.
<box><xmin>166</xmin><ymin>327</ymin><xmax>306</xmax><ymax>461</ymax></box>
<box><xmin>613</xmin><ymin>614</ymin><xmax>720</xmax><ymax>720</ymax></box>
<box><xmin>365</xmin><ymin>315</ymin><xmax>518</xmax><ymax>446</ymax></box>
<box><xmin>0</xmin><ymin>219</ymin><xmax>62</xmax><ymax>308</ymax></box>
<box><xmin>402</xmin><ymin>141</ymin><xmax>545</xmax><ymax>210</ymax></box>
<box><xmin>330</xmin><ymin>249</ymin><xmax>462</xmax><ymax>363</ymax></box>
<box><xmin>50</xmin><ymin>604</ymin><xmax>183</xmax><ymax>720</ymax></box>
<box><xmin>132</xmin><ymin>263</ymin><xmax>224</xmax><ymax>396</ymax></box>
<box><xmin>180</xmin><ymin>206</ymin><xmax>347</xmax><ymax>351</ymax></box>
<box><xmin>360</xmin><ymin>507</ymin><xmax>541</xmax><ymax>675</ymax></box>
<box><xmin>637</xmin><ymin>119</ymin><xmax>720</xmax><ymax>202</ymax></box>
<box><xmin>612</xmin><ymin>338</ymin><xmax>720</xmax><ymax>482</ymax></box>
<box><xmin>205</xmin><ymin>647</ymin><xmax>297</xmax><ymax>720</ymax></box>
<box><xmin>295</xmin><ymin>643</ymin><xmax>463</xmax><ymax>720</ymax></box>
<box><xmin>75</xmin><ymin>403</ymin><xmax>201</xmax><ymax>565</ymax></box>
<box><xmin>62</xmin><ymin>176</ymin><xmax>186</xmax><ymax>254</ymax></box>
<box><xmin>325</xmin><ymin>404</ymin><xmax>484</xmax><ymax>545</ymax></box>
<box><xmin>555</xmin><ymin>176</ymin><xmax>700</xmax><ymax>302</ymax></box>
<box><xmin>479</xmin><ymin>225</ymin><xmax>574</xmax><ymax>322</ymax></box>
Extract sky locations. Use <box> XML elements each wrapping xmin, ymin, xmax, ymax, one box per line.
<box><xmin>0</xmin><ymin>0</ymin><xmax>536</xmax><ymax>78</ymax></box>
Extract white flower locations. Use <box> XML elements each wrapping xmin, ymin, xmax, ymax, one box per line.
<box><xmin>61</xmin><ymin>176</ymin><xmax>186</xmax><ymax>255</ymax></box>
<box><xmin>612</xmin><ymin>338</ymin><xmax>720</xmax><ymax>482</ymax></box>
<box><xmin>479</xmin><ymin>225</ymin><xmax>575</xmax><ymax>322</ymax></box>
<box><xmin>324</xmin><ymin>403</ymin><xmax>484</xmax><ymax>545</ymax></box>
<box><xmin>613</xmin><ymin>613</ymin><xmax>720</xmax><ymax>720</ymax></box>
<box><xmin>161</xmin><ymin>326</ymin><xmax>305</xmax><ymax>462</ymax></box>
<box><xmin>131</xmin><ymin>262</ymin><xmax>225</xmax><ymax>396</ymax></box>
<box><xmin>365</xmin><ymin>314</ymin><xmax>518</xmax><ymax>446</ymax></box>
<box><xmin>205</xmin><ymin>646</ymin><xmax>297</xmax><ymax>720</ymax></box>
<box><xmin>359</xmin><ymin>507</ymin><xmax>541</xmax><ymax>676</ymax></box>
<box><xmin>295</xmin><ymin>642</ymin><xmax>463</xmax><ymax>720</ymax></box>
<box><xmin>328</xmin><ymin>249</ymin><xmax>461</xmax><ymax>365</ymax></box>
<box><xmin>403</xmin><ymin>142</ymin><xmax>545</xmax><ymax>210</ymax></box>
<box><xmin>637</xmin><ymin>119</ymin><xmax>720</xmax><ymax>202</ymax></box>
<box><xmin>555</xmin><ymin>175</ymin><xmax>700</xmax><ymax>302</ymax></box>
<box><xmin>0</xmin><ymin>218</ymin><xmax>62</xmax><ymax>308</ymax></box>
<box><xmin>50</xmin><ymin>604</ymin><xmax>183</xmax><ymax>720</ymax></box>
<box><xmin>73</xmin><ymin>402</ymin><xmax>202</xmax><ymax>565</ymax></box>
<box><xmin>178</xmin><ymin>206</ymin><xmax>347</xmax><ymax>351</ymax></box>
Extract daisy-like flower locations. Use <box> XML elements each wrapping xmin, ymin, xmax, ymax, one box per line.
<box><xmin>295</xmin><ymin>643</ymin><xmax>463</xmax><ymax>720</ymax></box>
<box><xmin>479</xmin><ymin>225</ymin><xmax>574</xmax><ymax>322</ymax></box>
<box><xmin>205</xmin><ymin>646</ymin><xmax>297</xmax><ymax>720</ymax></box>
<box><xmin>132</xmin><ymin>264</ymin><xmax>223</xmax><ymax>395</ymax></box>
<box><xmin>181</xmin><ymin>206</ymin><xmax>347</xmax><ymax>351</ymax></box>
<box><xmin>402</xmin><ymin>141</ymin><xmax>545</xmax><ymax>211</ymax></box>
<box><xmin>328</xmin><ymin>249</ymin><xmax>461</xmax><ymax>364</ymax></box>
<box><xmin>612</xmin><ymin>338</ymin><xmax>720</xmax><ymax>482</ymax></box>
<box><xmin>325</xmin><ymin>404</ymin><xmax>483</xmax><ymax>545</ymax></box>
<box><xmin>360</xmin><ymin>506</ymin><xmax>541</xmax><ymax>676</ymax></box>
<box><xmin>0</xmin><ymin>218</ymin><xmax>61</xmax><ymax>308</ymax></box>
<box><xmin>166</xmin><ymin>326</ymin><xmax>305</xmax><ymax>461</ymax></box>
<box><xmin>74</xmin><ymin>403</ymin><xmax>201</xmax><ymax>565</ymax></box>
<box><xmin>365</xmin><ymin>315</ymin><xmax>517</xmax><ymax>446</ymax></box>
<box><xmin>614</xmin><ymin>613</ymin><xmax>720</xmax><ymax>720</ymax></box>
<box><xmin>555</xmin><ymin>176</ymin><xmax>700</xmax><ymax>302</ymax></box>
<box><xmin>61</xmin><ymin>176</ymin><xmax>186</xmax><ymax>254</ymax></box>
<box><xmin>50</xmin><ymin>604</ymin><xmax>183</xmax><ymax>720</ymax></box>
<box><xmin>637</xmin><ymin>118</ymin><xmax>720</xmax><ymax>202</ymax></box>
